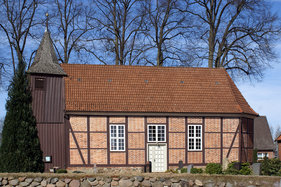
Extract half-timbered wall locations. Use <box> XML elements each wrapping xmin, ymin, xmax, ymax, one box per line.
<box><xmin>168</xmin><ymin>117</ymin><xmax>186</xmax><ymax>164</ymax></box>
<box><xmin>67</xmin><ymin>116</ymin><xmax>253</xmax><ymax>168</ymax></box>
<box><xmin>222</xmin><ymin>118</ymin><xmax>240</xmax><ymax>162</ymax></box>
<box><xmin>241</xmin><ymin>118</ymin><xmax>254</xmax><ymax>163</ymax></box>
<box><xmin>128</xmin><ymin>117</ymin><xmax>145</xmax><ymax>165</ymax></box>
<box><xmin>187</xmin><ymin>117</ymin><xmax>204</xmax><ymax>165</ymax></box>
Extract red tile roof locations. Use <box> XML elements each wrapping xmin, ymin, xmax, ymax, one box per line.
<box><xmin>276</xmin><ymin>134</ymin><xmax>281</xmax><ymax>141</ymax></box>
<box><xmin>61</xmin><ymin>64</ymin><xmax>258</xmax><ymax>115</ymax></box>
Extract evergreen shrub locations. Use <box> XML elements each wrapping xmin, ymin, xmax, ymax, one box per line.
<box><xmin>0</xmin><ymin>61</ymin><xmax>44</xmax><ymax>172</ymax></box>
<box><xmin>205</xmin><ymin>163</ymin><xmax>222</xmax><ymax>174</ymax></box>
<box><xmin>224</xmin><ymin>161</ymin><xmax>252</xmax><ymax>175</ymax></box>
<box><xmin>190</xmin><ymin>168</ymin><xmax>203</xmax><ymax>174</ymax></box>
<box><xmin>180</xmin><ymin>168</ymin><xmax>187</xmax><ymax>173</ymax></box>
<box><xmin>239</xmin><ymin>162</ymin><xmax>252</xmax><ymax>175</ymax></box>
<box><xmin>261</xmin><ymin>157</ymin><xmax>281</xmax><ymax>176</ymax></box>
<box><xmin>56</xmin><ymin>169</ymin><xmax>67</xmax><ymax>173</ymax></box>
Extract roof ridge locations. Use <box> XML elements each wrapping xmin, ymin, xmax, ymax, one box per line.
<box><xmin>61</xmin><ymin>63</ymin><xmax>224</xmax><ymax>70</ymax></box>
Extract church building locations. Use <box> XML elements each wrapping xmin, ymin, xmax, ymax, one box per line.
<box><xmin>27</xmin><ymin>30</ymin><xmax>258</xmax><ymax>172</ymax></box>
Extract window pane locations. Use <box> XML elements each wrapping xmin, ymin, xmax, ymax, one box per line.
<box><xmin>196</xmin><ymin>126</ymin><xmax>201</xmax><ymax>137</ymax></box>
<box><xmin>110</xmin><ymin>126</ymin><xmax>117</xmax><ymax>137</ymax></box>
<box><xmin>189</xmin><ymin>138</ymin><xmax>194</xmax><ymax>149</ymax></box>
<box><xmin>158</xmin><ymin>126</ymin><xmax>165</xmax><ymax>141</ymax></box>
<box><xmin>111</xmin><ymin>138</ymin><xmax>117</xmax><ymax>150</ymax></box>
<box><xmin>149</xmin><ymin>126</ymin><xmax>156</xmax><ymax>141</ymax></box>
<box><xmin>196</xmin><ymin>139</ymin><xmax>201</xmax><ymax>149</ymax></box>
<box><xmin>189</xmin><ymin>126</ymin><xmax>194</xmax><ymax>137</ymax></box>
<box><xmin>118</xmin><ymin>139</ymin><xmax>124</xmax><ymax>150</ymax></box>
<box><xmin>118</xmin><ymin>126</ymin><xmax>124</xmax><ymax>137</ymax></box>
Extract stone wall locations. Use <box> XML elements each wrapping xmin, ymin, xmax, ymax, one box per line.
<box><xmin>0</xmin><ymin>173</ymin><xmax>280</xmax><ymax>187</ymax></box>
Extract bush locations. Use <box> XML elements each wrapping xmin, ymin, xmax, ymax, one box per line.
<box><xmin>205</xmin><ymin>163</ymin><xmax>222</xmax><ymax>174</ymax></box>
<box><xmin>180</xmin><ymin>168</ymin><xmax>187</xmax><ymax>173</ymax></box>
<box><xmin>224</xmin><ymin>162</ymin><xmax>240</xmax><ymax>175</ymax></box>
<box><xmin>190</xmin><ymin>168</ymin><xmax>203</xmax><ymax>174</ymax></box>
<box><xmin>56</xmin><ymin>169</ymin><xmax>67</xmax><ymax>173</ymax></box>
<box><xmin>165</xmin><ymin>169</ymin><xmax>177</xmax><ymax>173</ymax></box>
<box><xmin>261</xmin><ymin>157</ymin><xmax>281</xmax><ymax>176</ymax></box>
<box><xmin>252</xmin><ymin>149</ymin><xmax>258</xmax><ymax>163</ymax></box>
<box><xmin>224</xmin><ymin>161</ymin><xmax>252</xmax><ymax>175</ymax></box>
<box><xmin>239</xmin><ymin>162</ymin><xmax>252</xmax><ymax>175</ymax></box>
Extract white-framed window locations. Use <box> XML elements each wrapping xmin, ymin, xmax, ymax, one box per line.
<box><xmin>148</xmin><ymin>125</ymin><xmax>166</xmax><ymax>142</ymax></box>
<box><xmin>188</xmin><ymin>125</ymin><xmax>202</xmax><ymax>151</ymax></box>
<box><xmin>110</xmin><ymin>125</ymin><xmax>125</xmax><ymax>151</ymax></box>
<box><xmin>257</xmin><ymin>153</ymin><xmax>268</xmax><ymax>160</ymax></box>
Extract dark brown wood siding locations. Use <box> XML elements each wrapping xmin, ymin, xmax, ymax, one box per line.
<box><xmin>30</xmin><ymin>75</ymin><xmax>65</xmax><ymax>123</ymax></box>
<box><xmin>29</xmin><ymin>74</ymin><xmax>66</xmax><ymax>171</ymax></box>
<box><xmin>37</xmin><ymin>123</ymin><xmax>65</xmax><ymax>171</ymax></box>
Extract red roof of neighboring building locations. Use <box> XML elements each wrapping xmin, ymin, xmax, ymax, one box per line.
<box><xmin>276</xmin><ymin>134</ymin><xmax>281</xmax><ymax>141</ymax></box>
<box><xmin>61</xmin><ymin>64</ymin><xmax>258</xmax><ymax>115</ymax></box>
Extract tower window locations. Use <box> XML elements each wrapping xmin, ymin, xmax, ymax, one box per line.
<box><xmin>35</xmin><ymin>78</ymin><xmax>45</xmax><ymax>89</ymax></box>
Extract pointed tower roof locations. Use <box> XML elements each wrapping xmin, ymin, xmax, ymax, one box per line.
<box><xmin>27</xmin><ymin>31</ymin><xmax>66</xmax><ymax>76</ymax></box>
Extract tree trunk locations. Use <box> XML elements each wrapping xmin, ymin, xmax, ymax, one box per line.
<box><xmin>208</xmin><ymin>0</ymin><xmax>215</xmax><ymax>68</ymax></box>
<box><xmin>157</xmin><ymin>45</ymin><xmax>163</xmax><ymax>66</ymax></box>
<box><xmin>208</xmin><ymin>29</ymin><xmax>215</xmax><ymax>68</ymax></box>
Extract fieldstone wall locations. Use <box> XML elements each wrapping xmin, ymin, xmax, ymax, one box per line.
<box><xmin>0</xmin><ymin>173</ymin><xmax>280</xmax><ymax>187</ymax></box>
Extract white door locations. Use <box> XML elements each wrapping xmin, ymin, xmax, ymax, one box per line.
<box><xmin>148</xmin><ymin>144</ymin><xmax>167</xmax><ymax>172</ymax></box>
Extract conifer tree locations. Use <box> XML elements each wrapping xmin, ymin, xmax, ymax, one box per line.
<box><xmin>0</xmin><ymin>60</ymin><xmax>44</xmax><ymax>172</ymax></box>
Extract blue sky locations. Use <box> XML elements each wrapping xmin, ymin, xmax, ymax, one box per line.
<box><xmin>0</xmin><ymin>0</ymin><xmax>281</xmax><ymax>133</ymax></box>
<box><xmin>236</xmin><ymin>0</ymin><xmax>281</xmax><ymax>132</ymax></box>
<box><xmin>237</xmin><ymin>58</ymin><xmax>281</xmax><ymax>131</ymax></box>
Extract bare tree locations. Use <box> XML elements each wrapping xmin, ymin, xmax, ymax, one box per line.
<box><xmin>50</xmin><ymin>0</ymin><xmax>94</xmax><ymax>64</ymax></box>
<box><xmin>180</xmin><ymin>0</ymin><xmax>281</xmax><ymax>78</ymax></box>
<box><xmin>0</xmin><ymin>63</ymin><xmax>3</xmax><ymax>87</ymax></box>
<box><xmin>0</xmin><ymin>117</ymin><xmax>3</xmax><ymax>145</ymax></box>
<box><xmin>271</xmin><ymin>125</ymin><xmax>281</xmax><ymax>157</ymax></box>
<box><xmin>273</xmin><ymin>126</ymin><xmax>281</xmax><ymax>141</ymax></box>
<box><xmin>0</xmin><ymin>0</ymin><xmax>42</xmax><ymax>74</ymax></box>
<box><xmin>0</xmin><ymin>117</ymin><xmax>3</xmax><ymax>132</ymax></box>
<box><xmin>85</xmin><ymin>0</ymin><xmax>146</xmax><ymax>65</ymax></box>
<box><xmin>142</xmin><ymin>0</ymin><xmax>191</xmax><ymax>66</ymax></box>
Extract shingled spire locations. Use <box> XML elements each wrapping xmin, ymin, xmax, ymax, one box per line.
<box><xmin>27</xmin><ymin>25</ymin><xmax>66</xmax><ymax>76</ymax></box>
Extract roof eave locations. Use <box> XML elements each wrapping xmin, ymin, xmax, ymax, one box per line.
<box><xmin>26</xmin><ymin>71</ymin><xmax>67</xmax><ymax>76</ymax></box>
<box><xmin>64</xmin><ymin>110</ymin><xmax>258</xmax><ymax>118</ymax></box>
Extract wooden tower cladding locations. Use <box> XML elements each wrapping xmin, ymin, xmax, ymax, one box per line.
<box><xmin>27</xmin><ymin>30</ymin><xmax>67</xmax><ymax>172</ymax></box>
